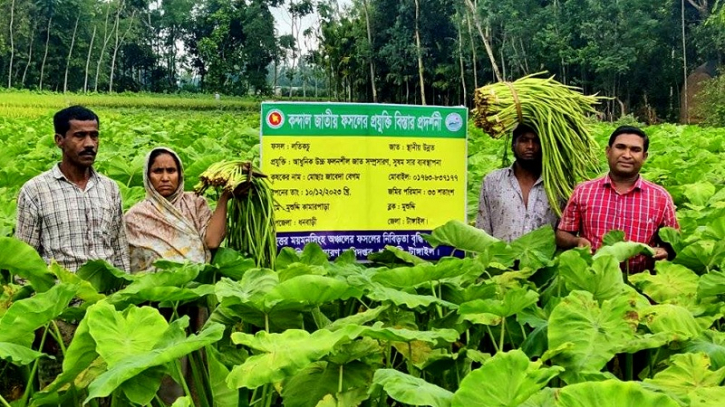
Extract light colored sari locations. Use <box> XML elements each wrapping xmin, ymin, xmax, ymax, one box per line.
<box><xmin>124</xmin><ymin>147</ymin><xmax>212</xmax><ymax>272</ymax></box>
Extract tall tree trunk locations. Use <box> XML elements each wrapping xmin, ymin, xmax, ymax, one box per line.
<box><xmin>362</xmin><ymin>0</ymin><xmax>378</xmax><ymax>102</ymax></box>
<box><xmin>289</xmin><ymin>69</ymin><xmax>294</xmax><ymax>97</ymax></box>
<box><xmin>464</xmin><ymin>0</ymin><xmax>502</xmax><ymax>82</ymax></box>
<box><xmin>458</xmin><ymin>19</ymin><xmax>467</xmax><ymax>106</ymax></box>
<box><xmin>520</xmin><ymin>38</ymin><xmax>529</xmax><ymax>73</ymax></box>
<box><xmin>414</xmin><ymin>0</ymin><xmax>426</xmax><ymax>105</ymax></box>
<box><xmin>109</xmin><ymin>10</ymin><xmax>136</xmax><ymax>92</ymax></box>
<box><xmin>21</xmin><ymin>22</ymin><xmax>36</xmax><ymax>87</ymax></box>
<box><xmin>465</xmin><ymin>13</ymin><xmax>478</xmax><ymax>90</ymax></box>
<box><xmin>686</xmin><ymin>0</ymin><xmax>710</xmax><ymax>19</ymax></box>
<box><xmin>500</xmin><ymin>33</ymin><xmax>506</xmax><ymax>80</ymax></box>
<box><xmin>95</xmin><ymin>2</ymin><xmax>115</xmax><ymax>92</ymax></box>
<box><xmin>39</xmin><ymin>16</ymin><xmax>53</xmax><ymax>91</ymax></box>
<box><xmin>7</xmin><ymin>0</ymin><xmax>16</xmax><ymax>88</ymax></box>
<box><xmin>64</xmin><ymin>14</ymin><xmax>81</xmax><ymax>93</ymax></box>
<box><xmin>273</xmin><ymin>58</ymin><xmax>279</xmax><ymax>92</ymax></box>
<box><xmin>84</xmin><ymin>26</ymin><xmax>97</xmax><ymax>93</ymax></box>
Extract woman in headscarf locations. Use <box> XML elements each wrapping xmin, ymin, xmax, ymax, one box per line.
<box><xmin>124</xmin><ymin>147</ymin><xmax>230</xmax><ymax>272</ymax></box>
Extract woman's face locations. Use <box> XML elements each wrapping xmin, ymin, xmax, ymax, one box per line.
<box><xmin>149</xmin><ymin>153</ymin><xmax>180</xmax><ymax>198</ymax></box>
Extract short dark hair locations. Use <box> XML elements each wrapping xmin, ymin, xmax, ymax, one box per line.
<box><xmin>512</xmin><ymin>123</ymin><xmax>537</xmax><ymax>145</ymax></box>
<box><xmin>608</xmin><ymin>125</ymin><xmax>649</xmax><ymax>152</ymax></box>
<box><xmin>54</xmin><ymin>105</ymin><xmax>99</xmax><ymax>136</ymax></box>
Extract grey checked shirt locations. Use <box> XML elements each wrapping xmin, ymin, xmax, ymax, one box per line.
<box><xmin>16</xmin><ymin>164</ymin><xmax>130</xmax><ymax>272</ymax></box>
<box><xmin>475</xmin><ymin>166</ymin><xmax>559</xmax><ymax>242</ymax></box>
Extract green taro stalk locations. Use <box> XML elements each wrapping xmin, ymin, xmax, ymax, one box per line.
<box><xmin>472</xmin><ymin>73</ymin><xmax>604</xmax><ymax>215</ymax></box>
<box><xmin>195</xmin><ymin>160</ymin><xmax>277</xmax><ymax>269</ymax></box>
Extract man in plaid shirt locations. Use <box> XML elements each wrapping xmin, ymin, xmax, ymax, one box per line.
<box><xmin>556</xmin><ymin>126</ymin><xmax>679</xmax><ymax>273</ymax></box>
<box><xmin>16</xmin><ymin>106</ymin><xmax>130</xmax><ymax>272</ymax></box>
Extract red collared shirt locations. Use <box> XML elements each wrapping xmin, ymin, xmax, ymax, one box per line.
<box><xmin>558</xmin><ymin>174</ymin><xmax>679</xmax><ymax>272</ymax></box>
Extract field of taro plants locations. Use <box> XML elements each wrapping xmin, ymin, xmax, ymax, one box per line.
<box><xmin>2</xmin><ymin>95</ymin><xmax>725</xmax><ymax>406</ymax></box>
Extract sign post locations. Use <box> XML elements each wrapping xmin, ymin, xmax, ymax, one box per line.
<box><xmin>260</xmin><ymin>102</ymin><xmax>468</xmax><ymax>260</ymax></box>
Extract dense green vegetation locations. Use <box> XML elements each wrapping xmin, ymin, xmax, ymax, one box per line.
<box><xmin>0</xmin><ymin>0</ymin><xmax>724</xmax><ymax>120</ymax></box>
<box><xmin>2</xmin><ymin>95</ymin><xmax>725</xmax><ymax>405</ymax></box>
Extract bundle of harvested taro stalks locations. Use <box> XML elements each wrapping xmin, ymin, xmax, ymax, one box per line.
<box><xmin>194</xmin><ymin>160</ymin><xmax>277</xmax><ymax>269</ymax></box>
<box><xmin>472</xmin><ymin>73</ymin><xmax>605</xmax><ymax>215</ymax></box>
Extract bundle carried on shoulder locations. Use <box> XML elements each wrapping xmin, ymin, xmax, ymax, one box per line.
<box><xmin>472</xmin><ymin>73</ymin><xmax>605</xmax><ymax>215</ymax></box>
<box><xmin>194</xmin><ymin>160</ymin><xmax>277</xmax><ymax>269</ymax></box>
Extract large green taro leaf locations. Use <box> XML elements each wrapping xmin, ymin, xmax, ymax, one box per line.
<box><xmin>50</xmin><ymin>262</ymin><xmax>105</xmax><ymax>305</ymax></box>
<box><xmin>325</xmin><ymin>306</ymin><xmax>389</xmax><ymax>331</ymax></box>
<box><xmin>227</xmin><ymin>325</ymin><xmax>363</xmax><ymax>389</ymax></box>
<box><xmin>698</xmin><ymin>270</ymin><xmax>725</xmax><ymax>299</ymax></box>
<box><xmin>556</xmin><ymin>380</ymin><xmax>679</xmax><ymax>407</ymax></box>
<box><xmin>86</xmin><ymin>302</ymin><xmax>169</xmax><ymax>366</ymax></box>
<box><xmin>0</xmin><ymin>283</ymin><xmax>77</xmax><ymax>347</ymax></box>
<box><xmin>86</xmin><ymin>320</ymin><xmax>224</xmax><ymax>404</ymax></box>
<box><xmin>264</xmin><ymin>274</ymin><xmax>361</xmax><ymax>308</ymax></box>
<box><xmin>358</xmin><ymin>280</ymin><xmax>457</xmax><ymax>310</ymax></box>
<box><xmin>643</xmin><ymin>353</ymin><xmax>725</xmax><ymax>404</ymax></box>
<box><xmin>422</xmin><ymin>220</ymin><xmax>500</xmax><ymax>253</ymax></box>
<box><xmin>519</xmin><ymin>388</ymin><xmax>557</xmax><ymax>407</ymax></box>
<box><xmin>592</xmin><ymin>241</ymin><xmax>654</xmax><ymax>263</ymax></box>
<box><xmin>683</xmin><ymin>181</ymin><xmax>716</xmax><ymax>207</ymax></box>
<box><xmin>367</xmin><ymin>245</ymin><xmax>428</xmax><ymax>266</ymax></box>
<box><xmin>76</xmin><ymin>260</ymin><xmax>135</xmax><ymax>293</ymax></box>
<box><xmin>372</xmin><ymin>368</ymin><xmax>453</xmax><ymax>407</ymax></box>
<box><xmin>683</xmin><ymin>330</ymin><xmax>725</xmax><ymax>369</ymax></box>
<box><xmin>557</xmin><ymin>251</ymin><xmax>627</xmax><ymax>302</ymax></box>
<box><xmin>547</xmin><ymin>291</ymin><xmax>637</xmax><ymax>383</ymax></box>
<box><xmin>458</xmin><ymin>288</ymin><xmax>539</xmax><ymax>326</ymax></box>
<box><xmin>358</xmin><ymin>322</ymin><xmax>459</xmax><ymax>347</ymax></box>
<box><xmin>451</xmin><ymin>349</ymin><xmax>562</xmax><ymax>407</ymax></box>
<box><xmin>629</xmin><ymin>262</ymin><xmax>698</xmax><ymax>307</ymax></box>
<box><xmin>217</xmin><ymin>271</ymin><xmax>361</xmax><ymax>330</ymax></box>
<box><xmin>283</xmin><ymin>361</ymin><xmax>372</xmax><ymax>407</ymax></box>
<box><xmin>205</xmin><ymin>345</ymin><xmax>238</xmax><ymax>407</ymax></box>
<box><xmin>106</xmin><ymin>262</ymin><xmax>203</xmax><ymax>305</ymax></box>
<box><xmin>207</xmin><ymin>247</ymin><xmax>257</xmax><ymax>280</ymax></box>
<box><xmin>659</xmin><ymin>227</ymin><xmax>683</xmax><ymax>254</ymax></box>
<box><xmin>371</xmin><ymin>258</ymin><xmax>478</xmax><ymax>288</ymax></box>
<box><xmin>216</xmin><ymin>269</ymin><xmax>278</xmax><ymax>310</ymax></box>
<box><xmin>36</xmin><ymin>315</ymin><xmax>98</xmax><ymax>397</ymax></box>
<box><xmin>674</xmin><ymin>241</ymin><xmax>725</xmax><ymax>274</ymax></box>
<box><xmin>0</xmin><ymin>342</ymin><xmax>45</xmax><ymax>365</ymax></box>
<box><xmin>0</xmin><ymin>236</ymin><xmax>55</xmax><ymax>292</ymax></box>
<box><xmin>298</xmin><ymin>242</ymin><xmax>331</xmax><ymax>266</ymax></box>
<box><xmin>640</xmin><ymin>304</ymin><xmax>703</xmax><ymax>341</ymax></box>
<box><xmin>509</xmin><ymin>226</ymin><xmax>557</xmax><ymax>270</ymax></box>
<box><xmin>689</xmin><ymin>387</ymin><xmax>725</xmax><ymax>407</ymax></box>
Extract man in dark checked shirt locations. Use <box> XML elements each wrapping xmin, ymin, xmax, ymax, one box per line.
<box><xmin>556</xmin><ymin>125</ymin><xmax>679</xmax><ymax>273</ymax></box>
<box><xmin>15</xmin><ymin>105</ymin><xmax>130</xmax><ymax>273</ymax></box>
<box><xmin>476</xmin><ymin>123</ymin><xmax>560</xmax><ymax>242</ymax></box>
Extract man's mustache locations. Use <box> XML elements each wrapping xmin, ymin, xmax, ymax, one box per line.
<box><xmin>79</xmin><ymin>150</ymin><xmax>96</xmax><ymax>156</ymax></box>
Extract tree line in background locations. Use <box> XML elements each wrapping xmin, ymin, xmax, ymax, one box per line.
<box><xmin>0</xmin><ymin>0</ymin><xmax>724</xmax><ymax>121</ymax></box>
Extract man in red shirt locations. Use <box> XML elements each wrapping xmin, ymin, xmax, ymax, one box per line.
<box><xmin>556</xmin><ymin>125</ymin><xmax>679</xmax><ymax>272</ymax></box>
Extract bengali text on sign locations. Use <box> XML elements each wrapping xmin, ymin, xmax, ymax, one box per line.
<box><xmin>260</xmin><ymin>102</ymin><xmax>468</xmax><ymax>260</ymax></box>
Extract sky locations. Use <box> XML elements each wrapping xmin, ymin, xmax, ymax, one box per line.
<box><xmin>270</xmin><ymin>0</ymin><xmax>352</xmax><ymax>53</ymax></box>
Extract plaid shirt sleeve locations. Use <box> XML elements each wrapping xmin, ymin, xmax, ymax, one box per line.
<box><xmin>661</xmin><ymin>193</ymin><xmax>680</xmax><ymax>231</ymax></box>
<box><xmin>109</xmin><ymin>186</ymin><xmax>131</xmax><ymax>272</ymax></box>
<box><xmin>475</xmin><ymin>177</ymin><xmax>493</xmax><ymax>235</ymax></box>
<box><xmin>557</xmin><ymin>186</ymin><xmax>581</xmax><ymax>233</ymax></box>
<box><xmin>15</xmin><ymin>185</ymin><xmax>42</xmax><ymax>253</ymax></box>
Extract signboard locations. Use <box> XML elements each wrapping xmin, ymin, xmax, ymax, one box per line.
<box><xmin>260</xmin><ymin>102</ymin><xmax>468</xmax><ymax>260</ymax></box>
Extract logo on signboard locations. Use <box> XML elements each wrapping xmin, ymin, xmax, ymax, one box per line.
<box><xmin>267</xmin><ymin>109</ymin><xmax>285</xmax><ymax>129</ymax></box>
<box><xmin>445</xmin><ymin>113</ymin><xmax>463</xmax><ymax>132</ymax></box>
